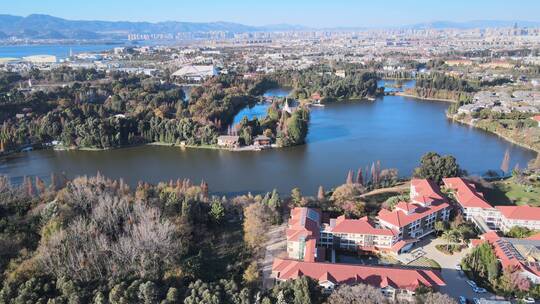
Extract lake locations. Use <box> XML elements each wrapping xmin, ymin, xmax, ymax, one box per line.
<box><xmin>0</xmin><ymin>44</ymin><xmax>123</xmax><ymax>59</ymax></box>
<box><xmin>1</xmin><ymin>91</ymin><xmax>536</xmax><ymax>196</ymax></box>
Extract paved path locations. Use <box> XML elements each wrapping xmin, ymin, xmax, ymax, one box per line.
<box><xmin>260</xmin><ymin>223</ymin><xmax>287</xmax><ymax>289</ymax></box>
<box><xmin>420</xmin><ymin>237</ymin><xmax>506</xmax><ymax>302</ymax></box>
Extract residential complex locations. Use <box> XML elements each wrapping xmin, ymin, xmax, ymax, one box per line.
<box><xmin>471</xmin><ymin>231</ymin><xmax>540</xmax><ymax>284</ymax></box>
<box><xmin>318</xmin><ymin>179</ymin><xmax>451</xmax><ymax>255</ymax></box>
<box><xmin>443</xmin><ymin>177</ymin><xmax>540</xmax><ymax>233</ymax></box>
<box><xmin>272</xmin><ymin>258</ymin><xmax>445</xmax><ymax>302</ymax></box>
<box><xmin>273</xmin><ymin>179</ymin><xmax>451</xmax><ymax>299</ymax></box>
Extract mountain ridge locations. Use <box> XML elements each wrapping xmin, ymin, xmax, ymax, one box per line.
<box><xmin>1</xmin><ymin>14</ymin><xmax>539</xmax><ymax>40</ymax></box>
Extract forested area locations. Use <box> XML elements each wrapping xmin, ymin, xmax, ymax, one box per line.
<box><xmin>0</xmin><ymin>69</ymin><xmax>271</xmax><ymax>152</ymax></box>
<box><xmin>0</xmin><ymin>161</ymin><xmax>457</xmax><ymax>303</ymax></box>
<box><xmin>268</xmin><ymin>66</ymin><xmax>381</xmax><ymax>102</ymax></box>
<box><xmin>0</xmin><ymin>174</ymin><xmax>287</xmax><ymax>303</ymax></box>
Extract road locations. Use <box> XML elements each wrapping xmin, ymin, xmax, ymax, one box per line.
<box><xmin>420</xmin><ymin>237</ymin><xmax>506</xmax><ymax>302</ymax></box>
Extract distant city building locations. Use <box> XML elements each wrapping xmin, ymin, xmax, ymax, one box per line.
<box><xmin>22</xmin><ymin>55</ymin><xmax>56</xmax><ymax>64</ymax></box>
<box><xmin>172</xmin><ymin>65</ymin><xmax>218</xmax><ymax>81</ymax></box>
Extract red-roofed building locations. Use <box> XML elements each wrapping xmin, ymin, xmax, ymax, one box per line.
<box><xmin>319</xmin><ymin>215</ymin><xmax>403</xmax><ymax>253</ymax></box>
<box><xmin>285</xmin><ymin>207</ymin><xmax>322</xmax><ymax>262</ymax></box>
<box><xmin>443</xmin><ymin>177</ymin><xmax>540</xmax><ymax>233</ymax></box>
<box><xmin>471</xmin><ymin>232</ymin><xmax>540</xmax><ymax>284</ymax></box>
<box><xmin>496</xmin><ymin>206</ymin><xmax>540</xmax><ymax>232</ymax></box>
<box><xmin>271</xmin><ymin>258</ymin><xmax>445</xmax><ymax>301</ymax></box>
<box><xmin>377</xmin><ymin>179</ymin><xmax>451</xmax><ymax>240</ymax></box>
<box><xmin>532</xmin><ymin>115</ymin><xmax>540</xmax><ymax>127</ymax></box>
<box><xmin>443</xmin><ymin>177</ymin><xmax>500</xmax><ymax>230</ymax></box>
<box><xmin>291</xmin><ymin>179</ymin><xmax>452</xmax><ymax>257</ymax></box>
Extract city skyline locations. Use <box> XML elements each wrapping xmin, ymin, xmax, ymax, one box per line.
<box><xmin>4</xmin><ymin>0</ymin><xmax>540</xmax><ymax>28</ymax></box>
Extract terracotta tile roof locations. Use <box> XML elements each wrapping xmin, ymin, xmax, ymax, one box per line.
<box><xmin>527</xmin><ymin>233</ymin><xmax>540</xmax><ymax>241</ymax></box>
<box><xmin>476</xmin><ymin>232</ymin><xmax>525</xmax><ymax>271</ymax></box>
<box><xmin>532</xmin><ymin>115</ymin><xmax>540</xmax><ymax>122</ymax></box>
<box><xmin>443</xmin><ymin>177</ymin><xmax>493</xmax><ymax>209</ymax></box>
<box><xmin>272</xmin><ymin>258</ymin><xmax>446</xmax><ymax>291</ymax></box>
<box><xmin>410</xmin><ymin>179</ymin><xmax>446</xmax><ymax>206</ymax></box>
<box><xmin>377</xmin><ymin>201</ymin><xmax>449</xmax><ymax>228</ymax></box>
<box><xmin>377</xmin><ymin>179</ymin><xmax>449</xmax><ymax>228</ymax></box>
<box><xmin>328</xmin><ymin>216</ymin><xmax>396</xmax><ymax>236</ymax></box>
<box><xmin>286</xmin><ymin>207</ymin><xmax>321</xmax><ymax>242</ymax></box>
<box><xmin>495</xmin><ymin>205</ymin><xmax>540</xmax><ymax>221</ymax></box>
<box><xmin>395</xmin><ymin>201</ymin><xmax>417</xmax><ymax>213</ymax></box>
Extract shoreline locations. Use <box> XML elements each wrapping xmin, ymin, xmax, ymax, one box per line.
<box><xmin>395</xmin><ymin>92</ymin><xmax>458</xmax><ymax>103</ymax></box>
<box><xmin>447</xmin><ymin>114</ymin><xmax>540</xmax><ymax>155</ymax></box>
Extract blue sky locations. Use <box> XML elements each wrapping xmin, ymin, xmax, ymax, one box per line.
<box><xmin>4</xmin><ymin>0</ymin><xmax>540</xmax><ymax>27</ymax></box>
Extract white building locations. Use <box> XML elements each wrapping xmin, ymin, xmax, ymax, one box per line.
<box><xmin>172</xmin><ymin>65</ymin><xmax>218</xmax><ymax>81</ymax></box>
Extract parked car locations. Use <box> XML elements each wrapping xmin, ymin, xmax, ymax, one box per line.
<box><xmin>467</xmin><ymin>280</ymin><xmax>477</xmax><ymax>287</ymax></box>
<box><xmin>455</xmin><ymin>264</ymin><xmax>462</xmax><ymax>271</ymax></box>
<box><xmin>473</xmin><ymin>287</ymin><xmax>487</xmax><ymax>293</ymax></box>
<box><xmin>459</xmin><ymin>296</ymin><xmax>467</xmax><ymax>304</ymax></box>
<box><xmin>522</xmin><ymin>297</ymin><xmax>536</xmax><ymax>304</ymax></box>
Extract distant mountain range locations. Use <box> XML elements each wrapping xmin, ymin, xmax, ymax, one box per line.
<box><xmin>0</xmin><ymin>14</ymin><xmax>308</xmax><ymax>40</ymax></box>
<box><xmin>1</xmin><ymin>14</ymin><xmax>539</xmax><ymax>40</ymax></box>
<box><xmin>407</xmin><ymin>20</ymin><xmax>540</xmax><ymax>29</ymax></box>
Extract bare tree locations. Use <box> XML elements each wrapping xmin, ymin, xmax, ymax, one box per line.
<box><xmin>39</xmin><ymin>177</ymin><xmax>176</xmax><ymax>283</ymax></box>
<box><xmin>325</xmin><ymin>284</ymin><xmax>387</xmax><ymax>304</ymax></box>
<box><xmin>317</xmin><ymin>185</ymin><xmax>325</xmax><ymax>201</ymax></box>
<box><xmin>346</xmin><ymin>170</ymin><xmax>354</xmax><ymax>185</ymax></box>
<box><xmin>500</xmin><ymin>148</ymin><xmax>511</xmax><ymax>175</ymax></box>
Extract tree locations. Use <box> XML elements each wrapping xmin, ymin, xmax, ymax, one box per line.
<box><xmin>501</xmin><ymin>148</ymin><xmax>511</xmax><ymax>176</ymax></box>
<box><xmin>291</xmin><ymin>188</ymin><xmax>303</xmax><ymax>207</ymax></box>
<box><xmin>442</xmin><ymin>230</ymin><xmax>459</xmax><ymax>251</ymax></box>
<box><xmin>416</xmin><ymin>292</ymin><xmax>457</xmax><ymax>304</ymax></box>
<box><xmin>505</xmin><ymin>226</ymin><xmax>537</xmax><ymax>239</ymax></box>
<box><xmin>325</xmin><ymin>284</ymin><xmax>387</xmax><ymax>304</ymax></box>
<box><xmin>209</xmin><ymin>200</ymin><xmax>225</xmax><ymax>223</ymax></box>
<box><xmin>434</xmin><ymin>220</ymin><xmax>447</xmax><ymax>236</ymax></box>
<box><xmin>317</xmin><ymin>185</ymin><xmax>325</xmax><ymax>201</ymax></box>
<box><xmin>138</xmin><ymin>281</ymin><xmax>159</xmax><ymax>304</ymax></box>
<box><xmin>414</xmin><ymin>152</ymin><xmax>463</xmax><ymax>184</ymax></box>
<box><xmin>243</xmin><ymin>261</ymin><xmax>260</xmax><ymax>286</ymax></box>
<box><xmin>346</xmin><ymin>170</ymin><xmax>354</xmax><ymax>185</ymax></box>
<box><xmin>243</xmin><ymin>202</ymin><xmax>271</xmax><ymax>249</ymax></box>
<box><xmin>499</xmin><ymin>266</ymin><xmax>532</xmax><ymax>296</ymax></box>
<box><xmin>271</xmin><ymin>277</ymin><xmax>323</xmax><ymax>304</ymax></box>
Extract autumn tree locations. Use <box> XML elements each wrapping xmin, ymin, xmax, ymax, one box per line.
<box><xmin>500</xmin><ymin>148</ymin><xmax>511</xmax><ymax>176</ymax></box>
<box><xmin>317</xmin><ymin>185</ymin><xmax>325</xmax><ymax>201</ymax></box>
<box><xmin>415</xmin><ymin>292</ymin><xmax>457</xmax><ymax>304</ymax></box>
<box><xmin>243</xmin><ymin>202</ymin><xmax>272</xmax><ymax>250</ymax></box>
<box><xmin>325</xmin><ymin>284</ymin><xmax>387</xmax><ymax>304</ymax></box>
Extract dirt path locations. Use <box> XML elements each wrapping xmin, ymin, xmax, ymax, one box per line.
<box><xmin>260</xmin><ymin>223</ymin><xmax>287</xmax><ymax>289</ymax></box>
<box><xmin>359</xmin><ymin>182</ymin><xmax>410</xmax><ymax>198</ymax></box>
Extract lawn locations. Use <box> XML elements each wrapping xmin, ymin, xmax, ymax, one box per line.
<box><xmin>486</xmin><ymin>178</ymin><xmax>540</xmax><ymax>207</ymax></box>
<box><xmin>407</xmin><ymin>257</ymin><xmax>441</xmax><ymax>270</ymax></box>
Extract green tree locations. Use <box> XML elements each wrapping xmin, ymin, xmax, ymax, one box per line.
<box><xmin>414</xmin><ymin>152</ymin><xmax>463</xmax><ymax>184</ymax></box>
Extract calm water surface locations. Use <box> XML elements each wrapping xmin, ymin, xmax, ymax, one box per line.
<box><xmin>0</xmin><ymin>44</ymin><xmax>122</xmax><ymax>59</ymax></box>
<box><xmin>1</xmin><ymin>93</ymin><xmax>536</xmax><ymax>195</ymax></box>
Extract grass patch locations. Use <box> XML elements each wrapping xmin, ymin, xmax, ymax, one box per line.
<box><xmin>408</xmin><ymin>257</ymin><xmax>441</xmax><ymax>270</ymax></box>
<box><xmin>489</xmin><ymin>179</ymin><xmax>540</xmax><ymax>207</ymax></box>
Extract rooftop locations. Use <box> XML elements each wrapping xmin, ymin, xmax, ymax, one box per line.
<box><xmin>272</xmin><ymin>258</ymin><xmax>446</xmax><ymax>291</ymax></box>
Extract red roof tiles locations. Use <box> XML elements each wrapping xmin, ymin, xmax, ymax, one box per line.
<box><xmin>443</xmin><ymin>177</ymin><xmax>493</xmax><ymax>209</ymax></box>
<box><xmin>329</xmin><ymin>216</ymin><xmax>396</xmax><ymax>236</ymax></box>
<box><xmin>272</xmin><ymin>258</ymin><xmax>446</xmax><ymax>291</ymax></box>
<box><xmin>495</xmin><ymin>205</ymin><xmax>540</xmax><ymax>221</ymax></box>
